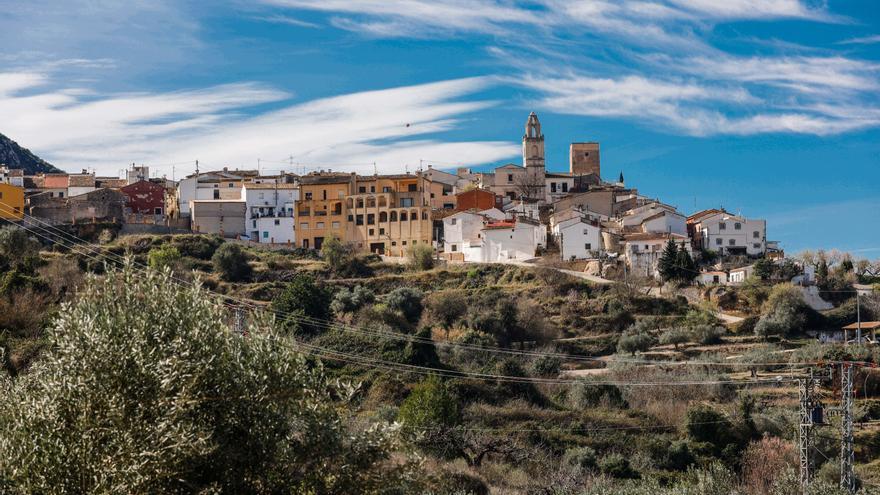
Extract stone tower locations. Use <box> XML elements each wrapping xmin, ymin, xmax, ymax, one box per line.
<box><xmin>570</xmin><ymin>142</ymin><xmax>600</xmax><ymax>177</ymax></box>
<box><xmin>523</xmin><ymin>112</ymin><xmax>545</xmax><ymax>169</ymax></box>
<box><xmin>521</xmin><ymin>112</ymin><xmax>546</xmax><ymax>201</ymax></box>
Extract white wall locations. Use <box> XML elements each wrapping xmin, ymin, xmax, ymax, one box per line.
<box><xmin>242</xmin><ymin>186</ymin><xmax>298</xmax><ymax>244</ymax></box>
<box><xmin>554</xmin><ymin>218</ymin><xmax>601</xmax><ymax>260</ymax></box>
<box><xmin>68</xmin><ymin>186</ymin><xmax>97</xmax><ymax>197</ymax></box>
<box><xmin>698</xmin><ymin>213</ymin><xmax>766</xmax><ymax>256</ymax></box>
<box><xmin>443</xmin><ymin>211</ymin><xmax>485</xmax><ymax>254</ymax></box>
<box><xmin>481</xmin><ymin>223</ymin><xmax>545</xmax><ymax>262</ymax></box>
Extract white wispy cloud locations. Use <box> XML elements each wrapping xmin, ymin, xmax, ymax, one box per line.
<box><xmin>0</xmin><ymin>73</ymin><xmax>516</xmax><ymax>175</ymax></box>
<box><xmin>837</xmin><ymin>34</ymin><xmax>880</xmax><ymax>45</ymax></box>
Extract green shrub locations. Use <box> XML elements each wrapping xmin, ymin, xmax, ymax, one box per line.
<box><xmin>754</xmin><ymin>284</ymin><xmax>807</xmax><ymax>339</ymax></box>
<box><xmin>330</xmin><ymin>285</ymin><xmax>375</xmax><ymax>315</ymax></box>
<box><xmin>147</xmin><ymin>245</ymin><xmax>181</xmax><ymax>271</ymax></box>
<box><xmin>617</xmin><ymin>332</ymin><xmax>655</xmax><ymax>356</ymax></box>
<box><xmin>562</xmin><ymin>446</ymin><xmax>597</xmax><ymax>470</ymax></box>
<box><xmin>529</xmin><ymin>353</ymin><xmax>562</xmax><ymax>377</ymax></box>
<box><xmin>0</xmin><ymin>263</ymin><xmax>406</xmax><ymax>493</ymax></box>
<box><xmin>568</xmin><ymin>381</ymin><xmax>627</xmax><ymax>409</ymax></box>
<box><xmin>385</xmin><ymin>287</ymin><xmax>425</xmax><ymax>324</ymax></box>
<box><xmin>599</xmin><ymin>453</ymin><xmax>639</xmax><ymax>479</ymax></box>
<box><xmin>690</xmin><ymin>324</ymin><xmax>724</xmax><ymax>345</ymax></box>
<box><xmin>272</xmin><ymin>273</ymin><xmax>331</xmax><ymax>335</ymax></box>
<box><xmin>321</xmin><ymin>235</ymin><xmax>372</xmax><ymax>277</ymax></box>
<box><xmin>211</xmin><ymin>243</ymin><xmax>252</xmax><ymax>281</ymax></box>
<box><xmin>171</xmin><ymin>234</ymin><xmax>223</xmax><ymax>260</ymax></box>
<box><xmin>408</xmin><ymin>244</ymin><xmax>434</xmax><ymax>271</ymax></box>
<box><xmin>659</xmin><ymin>328</ymin><xmax>690</xmax><ymax>350</ymax></box>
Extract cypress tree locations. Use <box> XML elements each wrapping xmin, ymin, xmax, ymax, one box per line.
<box><xmin>674</xmin><ymin>246</ymin><xmax>697</xmax><ymax>283</ymax></box>
<box><xmin>658</xmin><ymin>239</ymin><xmax>679</xmax><ymax>282</ymax></box>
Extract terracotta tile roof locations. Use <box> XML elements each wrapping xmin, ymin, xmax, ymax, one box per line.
<box><xmin>687</xmin><ymin>208</ymin><xmax>725</xmax><ymax>223</ymax></box>
<box><xmin>42</xmin><ymin>174</ymin><xmax>69</xmax><ymax>188</ymax></box>
<box><xmin>243</xmin><ymin>183</ymin><xmax>298</xmax><ymax>189</ymax></box>
<box><xmin>68</xmin><ymin>174</ymin><xmax>95</xmax><ymax>187</ymax></box>
<box><xmin>841</xmin><ymin>321</ymin><xmax>880</xmax><ymax>330</ymax></box>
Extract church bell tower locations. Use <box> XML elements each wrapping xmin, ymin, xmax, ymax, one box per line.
<box><xmin>522</xmin><ymin>112</ymin><xmax>545</xmax><ymax>170</ymax></box>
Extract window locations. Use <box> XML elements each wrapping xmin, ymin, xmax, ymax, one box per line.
<box><xmin>422</xmin><ymin>211</ymin><xmax>427</xmax><ymax>220</ymax></box>
<box><xmin>443</xmin><ymin>203</ymin><xmax>454</xmax><ymax>209</ymax></box>
<box><xmin>408</xmin><ymin>184</ymin><xmax>417</xmax><ymax>192</ymax></box>
<box><xmin>259</xmin><ymin>192</ymin><xmax>265</xmax><ymax>200</ymax></box>
<box><xmin>379</xmin><ymin>228</ymin><xmax>385</xmax><ymax>235</ymax></box>
<box><xmin>356</xmin><ymin>215</ymin><xmax>364</xmax><ymax>226</ymax></box>
<box><xmin>367</xmin><ymin>197</ymin><xmax>376</xmax><ymax>208</ymax></box>
<box><xmin>331</xmin><ymin>221</ymin><xmax>340</xmax><ymax>229</ymax></box>
<box><xmin>300</xmin><ymin>223</ymin><xmax>309</xmax><ymax>230</ymax></box>
<box><xmin>412</xmin><ymin>240</ymin><xmax>417</xmax><ymax>244</ymax></box>
<box><xmin>347</xmin><ymin>214</ymin><xmax>353</xmax><ymax>222</ymax></box>
<box><xmin>212</xmin><ymin>190</ymin><xmax>218</xmax><ymax>199</ymax></box>
<box><xmin>370</xmin><ymin>186</ymin><xmax>376</xmax><ymax>193</ymax></box>
<box><xmin>719</xmin><ymin>222</ymin><xmax>726</xmax><ymax>230</ymax></box>
<box><xmin>305</xmin><ymin>192</ymin><xmax>313</xmax><ymax>200</ymax></box>
<box><xmin>728</xmin><ymin>239</ymin><xmax>735</xmax><ymax>246</ymax></box>
<box><xmin>338</xmin><ymin>190</ymin><xmax>344</xmax><ymax>199</ymax></box>
<box><xmin>322</xmin><ymin>190</ymin><xmax>327</xmax><ymax>200</ymax></box>
<box><xmin>379</xmin><ymin>211</ymin><xmax>387</xmax><ymax>222</ymax></box>
<box><xmin>585</xmin><ymin>243</ymin><xmax>591</xmax><ymax>250</ymax></box>
<box><xmin>390</xmin><ymin>211</ymin><xmax>398</xmax><ymax>221</ymax></box>
<box><xmin>402</xmin><ymin>241</ymin><xmax>407</xmax><ymax>246</ymax></box>
<box><xmin>400</xmin><ymin>198</ymin><xmax>414</xmax><ymax>207</ymax></box>
<box><xmin>562</xmin><ymin>182</ymin><xmax>568</xmax><ymax>192</ymax></box>
<box><xmin>383</xmin><ymin>186</ymin><xmax>392</xmax><ymax>193</ymax></box>
<box><xmin>316</xmin><ymin>222</ymin><xmax>324</xmax><ymax>229</ymax></box>
<box><xmin>753</xmin><ymin>243</ymin><xmax>761</xmax><ymax>249</ymax></box>
<box><xmin>451</xmin><ymin>244</ymin><xmax>458</xmax><ymax>252</ymax></box>
<box><xmin>367</xmin><ymin>214</ymin><xmax>375</xmax><ymax>225</ymax></box>
<box><xmin>356</xmin><ymin>199</ymin><xmax>364</xmax><ymax>208</ymax></box>
<box><xmin>507</xmin><ymin>174</ymin><xmax>513</xmax><ymax>183</ymax></box>
<box><xmin>358</xmin><ymin>186</ymin><xmax>366</xmax><ymax>193</ymax></box>
<box><xmin>274</xmin><ymin>219</ymin><xmax>280</xmax><ymax>226</ymax></box>
<box><xmin>734</xmin><ymin>222</ymin><xmax>741</xmax><ymax>230</ymax></box>
<box><xmin>451</xmin><ymin>218</ymin><xmax>457</xmax><ymax>225</ymax></box>
<box><xmin>550</xmin><ymin>182</ymin><xmax>557</xmax><ymax>193</ymax></box>
<box><xmin>155</xmin><ymin>207</ymin><xmax>162</xmax><ymax>215</ymax></box>
<box><xmin>583</xmin><ymin>229</ymin><xmax>589</xmax><ymax>235</ymax></box>
<box><xmin>400</xmin><ymin>212</ymin><xmax>408</xmax><ymax>221</ymax></box>
<box><xmin>263</xmin><ymin>231</ymin><xmax>269</xmax><ymax>238</ymax></box>
<box><xmin>716</xmin><ymin>238</ymin><xmax>723</xmax><ymax>245</ymax></box>
<box><xmin>228</xmin><ymin>183</ymin><xmax>234</xmax><ymax>188</ymax></box>
<box><xmin>430</xmin><ymin>193</ymin><xmax>435</xmax><ymax>198</ymax></box>
<box><xmin>391</xmin><ymin>241</ymin><xmax>397</xmax><ymax>246</ymax></box>
<box><xmin>369</xmin><ymin>229</ymin><xmax>374</xmax><ymax>235</ymax></box>
<box><xmin>753</xmin><ymin>231</ymin><xmax>760</xmax><ymax>238</ymax></box>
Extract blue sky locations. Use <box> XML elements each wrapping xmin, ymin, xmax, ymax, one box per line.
<box><xmin>1</xmin><ymin>0</ymin><xmax>878</xmax><ymax>255</ymax></box>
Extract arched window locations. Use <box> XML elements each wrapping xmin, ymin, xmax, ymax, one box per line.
<box><xmin>421</xmin><ymin>211</ymin><xmax>427</xmax><ymax>220</ymax></box>
<box><xmin>410</xmin><ymin>210</ymin><xmax>417</xmax><ymax>221</ymax></box>
<box><xmin>378</xmin><ymin>196</ymin><xmax>387</xmax><ymax>207</ymax></box>
<box><xmin>332</xmin><ymin>202</ymin><xmax>342</xmax><ymax>215</ymax></box>
<box><xmin>356</xmin><ymin>198</ymin><xmax>364</xmax><ymax>208</ymax></box>
<box><xmin>390</xmin><ymin>211</ymin><xmax>398</xmax><ymax>222</ymax></box>
<box><xmin>367</xmin><ymin>197</ymin><xmax>376</xmax><ymax>208</ymax></box>
<box><xmin>379</xmin><ymin>211</ymin><xmax>387</xmax><ymax>222</ymax></box>
<box><xmin>400</xmin><ymin>212</ymin><xmax>408</xmax><ymax>221</ymax></box>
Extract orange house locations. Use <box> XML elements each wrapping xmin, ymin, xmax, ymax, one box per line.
<box><xmin>0</xmin><ymin>183</ymin><xmax>25</xmax><ymax>219</ymax></box>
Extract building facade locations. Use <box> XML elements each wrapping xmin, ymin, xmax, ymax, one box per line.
<box><xmin>296</xmin><ymin>173</ymin><xmax>433</xmax><ymax>255</ymax></box>
<box><xmin>242</xmin><ymin>183</ymin><xmax>297</xmax><ymax>244</ymax></box>
<box><xmin>0</xmin><ymin>183</ymin><xmax>24</xmax><ymax>219</ymax></box>
<box><xmin>121</xmin><ymin>180</ymin><xmax>166</xmax><ymax>215</ymax></box>
<box><xmin>688</xmin><ymin>209</ymin><xmax>767</xmax><ymax>256</ymax></box>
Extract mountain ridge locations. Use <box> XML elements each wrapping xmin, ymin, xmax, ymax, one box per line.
<box><xmin>0</xmin><ymin>133</ymin><xmax>63</xmax><ymax>174</ymax></box>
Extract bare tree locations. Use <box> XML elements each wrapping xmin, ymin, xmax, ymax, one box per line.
<box><xmin>512</xmin><ymin>171</ymin><xmax>544</xmax><ymax>200</ymax></box>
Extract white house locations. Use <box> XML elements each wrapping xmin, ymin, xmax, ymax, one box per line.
<box><xmin>698</xmin><ymin>271</ymin><xmax>729</xmax><ymax>285</ymax></box>
<box><xmin>479</xmin><ymin>218</ymin><xmax>546</xmax><ymax>263</ymax></box>
<box><xmin>622</xmin><ymin>232</ymin><xmax>691</xmax><ymax>279</ymax></box>
<box><xmin>0</xmin><ymin>167</ymin><xmax>24</xmax><ymax>187</ymax></box>
<box><xmin>688</xmin><ymin>209</ymin><xmax>766</xmax><ymax>256</ymax></box>
<box><xmin>728</xmin><ymin>265</ymin><xmax>755</xmax><ymax>284</ymax></box>
<box><xmin>177</xmin><ymin>170</ymin><xmax>248</xmax><ymax>216</ymax></box>
<box><xmin>620</xmin><ymin>202</ymin><xmax>687</xmax><ymax>236</ymax></box>
<box><xmin>242</xmin><ymin>183</ymin><xmax>298</xmax><ymax>244</ymax></box>
<box><xmin>553</xmin><ymin>216</ymin><xmax>602</xmax><ymax>260</ymax></box>
<box><xmin>443</xmin><ymin>211</ymin><xmax>488</xmax><ymax>257</ymax></box>
<box><xmin>545</xmin><ymin>173</ymin><xmax>575</xmax><ymax>203</ymax></box>
<box><xmin>503</xmin><ymin>198</ymin><xmax>541</xmax><ymax>221</ymax></box>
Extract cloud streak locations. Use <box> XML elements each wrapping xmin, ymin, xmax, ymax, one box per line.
<box><xmin>0</xmin><ymin>74</ymin><xmax>517</xmax><ymax>175</ymax></box>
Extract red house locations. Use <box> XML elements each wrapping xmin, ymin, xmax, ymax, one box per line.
<box><xmin>121</xmin><ymin>180</ymin><xmax>166</xmax><ymax>215</ymax></box>
<box><xmin>455</xmin><ymin>188</ymin><xmax>500</xmax><ymax>212</ymax></box>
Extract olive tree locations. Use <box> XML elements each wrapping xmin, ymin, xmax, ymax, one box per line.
<box><xmin>0</xmin><ymin>263</ymin><xmax>407</xmax><ymax>494</ymax></box>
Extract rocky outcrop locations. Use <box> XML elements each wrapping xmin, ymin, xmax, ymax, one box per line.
<box><xmin>0</xmin><ymin>133</ymin><xmax>61</xmax><ymax>174</ymax></box>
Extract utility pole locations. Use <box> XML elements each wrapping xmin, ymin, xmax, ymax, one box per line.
<box><xmin>799</xmin><ymin>368</ymin><xmax>819</xmax><ymax>494</ymax></box>
<box><xmin>840</xmin><ymin>363</ymin><xmax>855</xmax><ymax>494</ymax></box>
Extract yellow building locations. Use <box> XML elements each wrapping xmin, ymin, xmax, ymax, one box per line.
<box><xmin>0</xmin><ymin>183</ymin><xmax>25</xmax><ymax>219</ymax></box>
<box><xmin>296</xmin><ymin>172</ymin><xmax>433</xmax><ymax>255</ymax></box>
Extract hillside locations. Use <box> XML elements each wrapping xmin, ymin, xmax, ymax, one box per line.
<box><xmin>0</xmin><ymin>231</ymin><xmax>878</xmax><ymax>494</ymax></box>
<box><xmin>0</xmin><ymin>132</ymin><xmax>62</xmax><ymax>174</ymax></box>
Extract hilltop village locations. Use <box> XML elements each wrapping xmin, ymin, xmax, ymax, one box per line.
<box><xmin>0</xmin><ymin>112</ymin><xmax>784</xmax><ymax>285</ymax></box>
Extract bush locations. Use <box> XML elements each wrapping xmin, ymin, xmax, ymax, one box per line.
<box><xmin>690</xmin><ymin>324</ymin><xmax>725</xmax><ymax>345</ymax></box>
<box><xmin>568</xmin><ymin>381</ymin><xmax>627</xmax><ymax>409</ymax></box>
<box><xmin>0</xmin><ymin>263</ymin><xmax>406</xmax><ymax>493</ymax></box>
<box><xmin>408</xmin><ymin>244</ymin><xmax>434</xmax><ymax>271</ymax></box>
<box><xmin>428</xmin><ymin>291</ymin><xmax>468</xmax><ymax>338</ymax></box>
<box><xmin>321</xmin><ymin>235</ymin><xmax>371</xmax><ymax>277</ymax></box>
<box><xmin>685</xmin><ymin>404</ymin><xmax>735</xmax><ymax>456</ymax></box>
<box><xmin>755</xmin><ymin>285</ymin><xmax>807</xmax><ymax>339</ymax></box>
<box><xmin>617</xmin><ymin>332</ymin><xmax>655</xmax><ymax>356</ymax></box>
<box><xmin>385</xmin><ymin>287</ymin><xmax>425</xmax><ymax>325</ymax></box>
<box><xmin>659</xmin><ymin>328</ymin><xmax>690</xmax><ymax>350</ymax></box>
<box><xmin>171</xmin><ymin>234</ymin><xmax>223</xmax><ymax>260</ymax></box>
<box><xmin>147</xmin><ymin>245</ymin><xmax>181</xmax><ymax>271</ymax></box>
<box><xmin>562</xmin><ymin>446</ymin><xmax>597</xmax><ymax>470</ymax></box>
<box><xmin>330</xmin><ymin>285</ymin><xmax>375</xmax><ymax>315</ymax></box>
<box><xmin>529</xmin><ymin>353</ymin><xmax>562</xmax><ymax>377</ymax></box>
<box><xmin>272</xmin><ymin>273</ymin><xmax>332</xmax><ymax>335</ymax></box>
<box><xmin>211</xmin><ymin>242</ymin><xmax>252</xmax><ymax>281</ymax></box>
<box><xmin>599</xmin><ymin>453</ymin><xmax>638</xmax><ymax>479</ymax></box>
